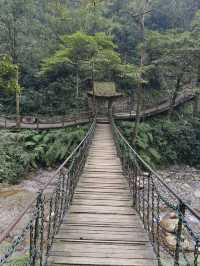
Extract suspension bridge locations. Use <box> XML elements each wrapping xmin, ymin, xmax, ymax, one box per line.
<box><xmin>0</xmin><ymin>114</ymin><xmax>199</xmax><ymax>265</ymax></box>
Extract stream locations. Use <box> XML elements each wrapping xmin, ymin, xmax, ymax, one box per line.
<box><xmin>0</xmin><ymin>166</ymin><xmax>199</xmax><ymax>264</ymax></box>
<box><xmin>0</xmin><ymin>169</ymin><xmax>56</xmax><ymax>236</ymax></box>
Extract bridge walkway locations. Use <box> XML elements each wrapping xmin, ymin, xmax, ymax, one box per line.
<box><xmin>48</xmin><ymin>123</ymin><xmax>157</xmax><ymax>266</ymax></box>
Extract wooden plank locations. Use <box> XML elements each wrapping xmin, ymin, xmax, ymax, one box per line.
<box><xmin>73</xmin><ymin>195</ymin><xmax>132</xmax><ymax>201</ymax></box>
<box><xmin>77</xmin><ymin>183</ymin><xmax>127</xmax><ymax>188</ymax></box>
<box><xmin>49</xmin><ymin>256</ymin><xmax>157</xmax><ymax>266</ymax></box>
<box><xmin>74</xmin><ymin>190</ymin><xmax>131</xmax><ymax>195</ymax></box>
<box><xmin>55</xmin><ymin>232</ymin><xmax>149</xmax><ymax>242</ymax></box>
<box><xmin>51</xmin><ymin>242</ymin><xmax>153</xmax><ymax>252</ymax></box>
<box><xmin>75</xmin><ymin>189</ymin><xmax>129</xmax><ymax>194</ymax></box>
<box><xmin>72</xmin><ymin>199</ymin><xmax>133</xmax><ymax>207</ymax></box>
<box><xmin>80</xmin><ymin>175</ymin><xmax>125</xmax><ymax>179</ymax></box>
<box><xmin>50</xmin><ymin>248</ymin><xmax>155</xmax><ymax>259</ymax></box>
<box><xmin>58</xmin><ymin>225</ymin><xmax>143</xmax><ymax>232</ymax></box>
<box><xmin>63</xmin><ymin>212</ymin><xmax>140</xmax><ymax>221</ymax></box>
<box><xmin>59</xmin><ymin>224</ymin><xmax>142</xmax><ymax>230</ymax></box>
<box><xmin>70</xmin><ymin>205</ymin><xmax>136</xmax><ymax>215</ymax></box>
<box><xmin>74</xmin><ymin>192</ymin><xmax>132</xmax><ymax>198</ymax></box>
<box><xmin>79</xmin><ymin>179</ymin><xmax>126</xmax><ymax>184</ymax></box>
<box><xmin>83</xmin><ymin>170</ymin><xmax>123</xmax><ymax>174</ymax></box>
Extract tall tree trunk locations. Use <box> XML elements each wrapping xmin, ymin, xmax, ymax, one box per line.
<box><xmin>76</xmin><ymin>68</ymin><xmax>79</xmax><ymax>98</ymax></box>
<box><xmin>193</xmin><ymin>64</ymin><xmax>200</xmax><ymax>117</ymax></box>
<box><xmin>193</xmin><ymin>93</ymin><xmax>200</xmax><ymax>117</ymax></box>
<box><xmin>10</xmin><ymin>8</ymin><xmax>21</xmax><ymax>128</ymax></box>
<box><xmin>92</xmin><ymin>60</ymin><xmax>96</xmax><ymax>116</ymax></box>
<box><xmin>133</xmin><ymin>1</ymin><xmax>150</xmax><ymax>145</ymax></box>
<box><xmin>168</xmin><ymin>76</ymin><xmax>181</xmax><ymax>120</ymax></box>
<box><xmin>16</xmin><ymin>67</ymin><xmax>21</xmax><ymax>128</ymax></box>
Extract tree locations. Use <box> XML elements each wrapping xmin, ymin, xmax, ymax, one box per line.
<box><xmin>132</xmin><ymin>0</ymin><xmax>152</xmax><ymax>144</ymax></box>
<box><xmin>191</xmin><ymin>10</ymin><xmax>200</xmax><ymax>85</ymax></box>
<box><xmin>146</xmin><ymin>30</ymin><xmax>199</xmax><ymax>118</ymax></box>
<box><xmin>0</xmin><ymin>55</ymin><xmax>22</xmax><ymax>127</ymax></box>
<box><xmin>41</xmin><ymin>31</ymin><xmax>122</xmax><ymax>82</ymax></box>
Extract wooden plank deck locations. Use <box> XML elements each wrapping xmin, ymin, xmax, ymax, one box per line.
<box><xmin>48</xmin><ymin>123</ymin><xmax>157</xmax><ymax>266</ymax></box>
<box><xmin>0</xmin><ymin>118</ymin><xmax>90</xmax><ymax>130</ymax></box>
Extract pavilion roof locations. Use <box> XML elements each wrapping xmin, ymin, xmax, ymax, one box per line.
<box><xmin>88</xmin><ymin>82</ymin><xmax>123</xmax><ymax>98</ymax></box>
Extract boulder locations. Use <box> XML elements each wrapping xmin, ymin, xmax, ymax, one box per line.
<box><xmin>164</xmin><ymin>233</ymin><xmax>176</xmax><ymax>251</ymax></box>
<box><xmin>194</xmin><ymin>190</ymin><xmax>200</xmax><ymax>198</ymax></box>
<box><xmin>182</xmin><ymin>183</ymin><xmax>191</xmax><ymax>190</ymax></box>
<box><xmin>160</xmin><ymin>212</ymin><xmax>178</xmax><ymax>233</ymax></box>
<box><xmin>164</xmin><ymin>233</ymin><xmax>194</xmax><ymax>252</ymax></box>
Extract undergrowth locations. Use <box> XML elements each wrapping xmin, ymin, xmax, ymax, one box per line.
<box><xmin>0</xmin><ymin>124</ymin><xmax>89</xmax><ymax>184</ymax></box>
<box><xmin>118</xmin><ymin>117</ymin><xmax>200</xmax><ymax>168</ymax></box>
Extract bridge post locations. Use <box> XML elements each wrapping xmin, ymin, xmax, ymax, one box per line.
<box><xmin>174</xmin><ymin>202</ymin><xmax>186</xmax><ymax>266</ymax></box>
<box><xmin>62</xmin><ymin>115</ymin><xmax>65</xmax><ymax>127</ymax></box>
<box><xmin>30</xmin><ymin>191</ymin><xmax>43</xmax><ymax>266</ymax></box>
<box><xmin>193</xmin><ymin>92</ymin><xmax>200</xmax><ymax>117</ymax></box>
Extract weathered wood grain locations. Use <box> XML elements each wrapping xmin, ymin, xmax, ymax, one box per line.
<box><xmin>48</xmin><ymin>123</ymin><xmax>157</xmax><ymax>266</ymax></box>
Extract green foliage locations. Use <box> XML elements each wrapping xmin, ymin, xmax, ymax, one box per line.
<box><xmin>119</xmin><ymin>121</ymin><xmax>161</xmax><ymax>167</ymax></box>
<box><xmin>192</xmin><ymin>10</ymin><xmax>200</xmax><ymax>37</ymax></box>
<box><xmin>7</xmin><ymin>255</ymin><xmax>28</xmax><ymax>266</ymax></box>
<box><xmin>119</xmin><ymin>117</ymin><xmax>200</xmax><ymax>168</ymax></box>
<box><xmin>0</xmin><ymin>55</ymin><xmax>21</xmax><ymax>93</ymax></box>
<box><xmin>41</xmin><ymin>31</ymin><xmax>123</xmax><ymax>81</ymax></box>
<box><xmin>147</xmin><ymin>0</ymin><xmax>200</xmax><ymax>30</ymax></box>
<box><xmin>0</xmin><ymin>0</ymin><xmax>200</xmax><ymax>116</ymax></box>
<box><xmin>151</xmin><ymin>118</ymin><xmax>200</xmax><ymax>167</ymax></box>
<box><xmin>0</xmin><ymin>124</ymin><xmax>89</xmax><ymax>184</ymax></box>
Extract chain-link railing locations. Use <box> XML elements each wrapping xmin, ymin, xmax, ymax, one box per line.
<box><xmin>111</xmin><ymin>117</ymin><xmax>200</xmax><ymax>266</ymax></box>
<box><xmin>0</xmin><ymin>119</ymin><xmax>96</xmax><ymax>266</ymax></box>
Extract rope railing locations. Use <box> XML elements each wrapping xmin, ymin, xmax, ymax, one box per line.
<box><xmin>0</xmin><ymin>119</ymin><xmax>96</xmax><ymax>266</ymax></box>
<box><xmin>111</xmin><ymin>117</ymin><xmax>200</xmax><ymax>266</ymax></box>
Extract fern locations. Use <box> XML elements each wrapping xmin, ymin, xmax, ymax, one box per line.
<box><xmin>0</xmin><ymin>124</ymin><xmax>90</xmax><ymax>184</ymax></box>
<box><xmin>148</xmin><ymin>148</ymin><xmax>161</xmax><ymax>161</ymax></box>
<box><xmin>32</xmin><ymin>134</ymin><xmax>44</xmax><ymax>143</ymax></box>
<box><xmin>24</xmin><ymin>141</ymin><xmax>36</xmax><ymax>148</ymax></box>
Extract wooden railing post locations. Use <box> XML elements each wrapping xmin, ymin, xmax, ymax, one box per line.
<box><xmin>62</xmin><ymin>115</ymin><xmax>65</xmax><ymax>127</ymax></box>
<box><xmin>36</xmin><ymin>115</ymin><xmax>39</xmax><ymax>130</ymax></box>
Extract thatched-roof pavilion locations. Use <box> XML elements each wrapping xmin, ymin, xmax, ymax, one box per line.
<box><xmin>88</xmin><ymin>82</ymin><xmax>123</xmax><ymax>116</ymax></box>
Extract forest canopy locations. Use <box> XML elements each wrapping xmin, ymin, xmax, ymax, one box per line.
<box><xmin>0</xmin><ymin>0</ymin><xmax>199</xmax><ymax>115</ymax></box>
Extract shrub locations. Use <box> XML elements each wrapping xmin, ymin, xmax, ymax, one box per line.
<box><xmin>118</xmin><ymin>117</ymin><xmax>200</xmax><ymax>168</ymax></box>
<box><xmin>0</xmin><ymin>124</ymin><xmax>89</xmax><ymax>184</ymax></box>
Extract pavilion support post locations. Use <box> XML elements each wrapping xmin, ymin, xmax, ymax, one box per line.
<box><xmin>92</xmin><ymin>60</ymin><xmax>96</xmax><ymax>116</ymax></box>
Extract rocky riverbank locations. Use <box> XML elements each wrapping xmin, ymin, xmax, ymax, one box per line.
<box><xmin>157</xmin><ymin>166</ymin><xmax>200</xmax><ymax>265</ymax></box>
<box><xmin>0</xmin><ymin>165</ymin><xmax>199</xmax><ymax>265</ymax></box>
<box><xmin>158</xmin><ymin>165</ymin><xmax>200</xmax><ymax>213</ymax></box>
<box><xmin>0</xmin><ymin>169</ymin><xmax>56</xmax><ymax>236</ymax></box>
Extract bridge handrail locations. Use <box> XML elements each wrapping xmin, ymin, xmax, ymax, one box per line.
<box><xmin>0</xmin><ymin>111</ymin><xmax>93</xmax><ymax>128</ymax></box>
<box><xmin>0</xmin><ymin>119</ymin><xmax>96</xmax><ymax>265</ymax></box>
<box><xmin>111</xmin><ymin>116</ymin><xmax>200</xmax><ymax>266</ymax></box>
<box><xmin>113</xmin><ymin>93</ymin><xmax>196</xmax><ymax>119</ymax></box>
<box><xmin>112</xmin><ymin>119</ymin><xmax>200</xmax><ymax>219</ymax></box>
